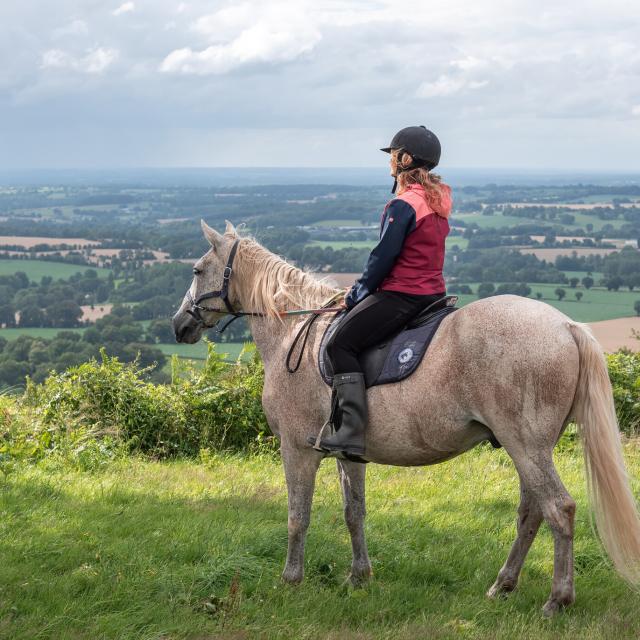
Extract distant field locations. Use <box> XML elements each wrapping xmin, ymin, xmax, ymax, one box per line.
<box><xmin>156</xmin><ymin>342</ymin><xmax>247</xmax><ymax>361</ymax></box>
<box><xmin>454</xmin><ymin>211</ymin><xmax>627</xmax><ymax>232</ymax></box>
<box><xmin>506</xmin><ymin>201</ymin><xmax>638</xmax><ymax>210</ymax></box>
<box><xmin>0</xmin><ymin>327</ymin><xmax>85</xmax><ymax>341</ymax></box>
<box><xmin>521</xmin><ymin>247</ymin><xmax>620</xmax><ymax>260</ymax></box>
<box><xmin>0</xmin><ymin>235</ymin><xmax>100</xmax><ymax>248</ymax></box>
<box><xmin>454</xmin><ymin>284</ymin><xmax>640</xmax><ymax>322</ymax></box>
<box><xmin>311</xmin><ymin>219</ymin><xmax>369</xmax><ymax>228</ymax></box>
<box><xmin>309</xmin><ymin>236</ymin><xmax>469</xmax><ymax>251</ymax></box>
<box><xmin>0</xmin><ymin>259</ymin><xmax>110</xmax><ymax>281</ymax></box>
<box><xmin>310</xmin><ymin>240</ymin><xmax>374</xmax><ymax>250</ymax></box>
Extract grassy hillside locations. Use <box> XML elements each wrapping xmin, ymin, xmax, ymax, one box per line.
<box><xmin>2</xmin><ymin>446</ymin><xmax>640</xmax><ymax>639</ymax></box>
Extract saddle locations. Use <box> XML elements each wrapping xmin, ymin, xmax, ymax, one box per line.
<box><xmin>318</xmin><ymin>295</ymin><xmax>458</xmax><ymax>388</ymax></box>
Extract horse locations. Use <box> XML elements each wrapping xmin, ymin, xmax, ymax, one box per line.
<box><xmin>172</xmin><ymin>220</ymin><xmax>640</xmax><ymax>617</ymax></box>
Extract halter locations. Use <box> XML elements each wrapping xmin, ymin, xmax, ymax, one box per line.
<box><xmin>185</xmin><ymin>239</ymin><xmax>243</xmax><ymax>329</ymax></box>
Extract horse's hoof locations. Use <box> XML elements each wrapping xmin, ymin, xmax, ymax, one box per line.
<box><xmin>281</xmin><ymin>569</ymin><xmax>303</xmax><ymax>585</ymax></box>
<box><xmin>486</xmin><ymin>581</ymin><xmax>515</xmax><ymax>599</ymax></box>
<box><xmin>542</xmin><ymin>599</ymin><xmax>560</xmax><ymax>617</ymax></box>
<box><xmin>348</xmin><ymin>566</ymin><xmax>372</xmax><ymax>587</ymax></box>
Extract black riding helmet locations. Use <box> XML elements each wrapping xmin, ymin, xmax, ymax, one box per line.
<box><xmin>381</xmin><ymin>125</ymin><xmax>441</xmax><ymax>193</ymax></box>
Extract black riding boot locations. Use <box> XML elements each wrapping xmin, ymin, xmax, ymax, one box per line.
<box><xmin>314</xmin><ymin>372</ymin><xmax>367</xmax><ymax>456</ymax></box>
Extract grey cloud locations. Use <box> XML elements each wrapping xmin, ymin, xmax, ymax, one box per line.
<box><xmin>0</xmin><ymin>0</ymin><xmax>639</xmax><ymax>169</ymax></box>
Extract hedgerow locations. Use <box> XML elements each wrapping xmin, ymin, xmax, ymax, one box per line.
<box><xmin>607</xmin><ymin>350</ymin><xmax>640</xmax><ymax>435</ymax></box>
<box><xmin>0</xmin><ymin>342</ymin><xmax>271</xmax><ymax>469</ymax></box>
<box><xmin>1</xmin><ymin>345</ymin><xmax>639</xmax><ymax>472</ymax></box>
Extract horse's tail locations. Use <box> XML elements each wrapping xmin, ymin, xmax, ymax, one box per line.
<box><xmin>569</xmin><ymin>321</ymin><xmax>640</xmax><ymax>584</ymax></box>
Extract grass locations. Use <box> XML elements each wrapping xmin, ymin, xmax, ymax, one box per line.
<box><xmin>453</xmin><ymin>212</ymin><xmax>627</xmax><ymax>232</ymax></box>
<box><xmin>156</xmin><ymin>341</ymin><xmax>247</xmax><ymax>361</ymax></box>
<box><xmin>309</xmin><ymin>236</ymin><xmax>469</xmax><ymax>251</ymax></box>
<box><xmin>311</xmin><ymin>219</ymin><xmax>369</xmax><ymax>228</ymax></box>
<box><xmin>0</xmin><ymin>327</ymin><xmax>86</xmax><ymax>341</ymax></box>
<box><xmin>454</xmin><ymin>284</ymin><xmax>640</xmax><ymax>322</ymax></box>
<box><xmin>2</xmin><ymin>445</ymin><xmax>640</xmax><ymax>639</ymax></box>
<box><xmin>0</xmin><ymin>259</ymin><xmax>110</xmax><ymax>281</ymax></box>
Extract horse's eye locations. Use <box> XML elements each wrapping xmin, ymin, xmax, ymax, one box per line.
<box><xmin>193</xmin><ymin>267</ymin><xmax>202</xmax><ymax>276</ymax></box>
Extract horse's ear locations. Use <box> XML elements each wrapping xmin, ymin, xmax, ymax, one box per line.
<box><xmin>224</xmin><ymin>220</ymin><xmax>237</xmax><ymax>237</ymax></box>
<box><xmin>201</xmin><ymin>220</ymin><xmax>222</xmax><ymax>247</ymax></box>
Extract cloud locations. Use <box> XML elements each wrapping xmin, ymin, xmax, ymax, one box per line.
<box><xmin>160</xmin><ymin>3</ymin><xmax>321</xmax><ymax>74</ymax></box>
<box><xmin>41</xmin><ymin>47</ymin><xmax>118</xmax><ymax>74</ymax></box>
<box><xmin>2</xmin><ymin>0</ymin><xmax>640</xmax><ymax>169</ymax></box>
<box><xmin>417</xmin><ymin>76</ymin><xmax>488</xmax><ymax>98</ymax></box>
<box><xmin>52</xmin><ymin>19</ymin><xmax>89</xmax><ymax>38</ymax></box>
<box><xmin>112</xmin><ymin>2</ymin><xmax>135</xmax><ymax>17</ymax></box>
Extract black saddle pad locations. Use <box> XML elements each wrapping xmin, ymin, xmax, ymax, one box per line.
<box><xmin>318</xmin><ymin>296</ymin><xmax>458</xmax><ymax>388</ymax></box>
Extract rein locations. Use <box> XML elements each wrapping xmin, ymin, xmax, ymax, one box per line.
<box><xmin>185</xmin><ymin>238</ymin><xmax>344</xmax><ymax>344</ymax></box>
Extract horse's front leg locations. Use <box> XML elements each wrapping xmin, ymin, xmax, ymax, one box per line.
<box><xmin>337</xmin><ymin>459</ymin><xmax>372</xmax><ymax>585</ymax></box>
<box><xmin>281</xmin><ymin>441</ymin><xmax>322</xmax><ymax>584</ymax></box>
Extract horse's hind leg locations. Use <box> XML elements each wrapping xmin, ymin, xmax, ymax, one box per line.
<box><xmin>337</xmin><ymin>459</ymin><xmax>372</xmax><ymax>585</ymax></box>
<box><xmin>487</xmin><ymin>484</ymin><xmax>543</xmax><ymax>598</ymax></box>
<box><xmin>281</xmin><ymin>443</ymin><xmax>322</xmax><ymax>584</ymax></box>
<box><xmin>513</xmin><ymin>455</ymin><xmax>576</xmax><ymax>616</ymax></box>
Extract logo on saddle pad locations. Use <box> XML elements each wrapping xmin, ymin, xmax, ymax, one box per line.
<box><xmin>398</xmin><ymin>348</ymin><xmax>414</xmax><ymax>364</ymax></box>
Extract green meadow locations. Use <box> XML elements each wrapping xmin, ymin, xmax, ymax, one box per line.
<box><xmin>309</xmin><ymin>236</ymin><xmax>469</xmax><ymax>251</ymax></box>
<box><xmin>453</xmin><ymin>285</ymin><xmax>640</xmax><ymax>323</ymax></box>
<box><xmin>454</xmin><ymin>211</ymin><xmax>627</xmax><ymax>232</ymax></box>
<box><xmin>2</xmin><ymin>445</ymin><xmax>640</xmax><ymax>639</ymax></box>
<box><xmin>157</xmin><ymin>341</ymin><xmax>247</xmax><ymax>361</ymax></box>
<box><xmin>0</xmin><ymin>259</ymin><xmax>110</xmax><ymax>281</ymax></box>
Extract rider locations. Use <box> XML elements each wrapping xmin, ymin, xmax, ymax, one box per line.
<box><xmin>311</xmin><ymin>125</ymin><xmax>452</xmax><ymax>458</ymax></box>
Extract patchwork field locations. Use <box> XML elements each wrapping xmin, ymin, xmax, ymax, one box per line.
<box><xmin>2</xmin><ymin>446</ymin><xmax>640</xmax><ymax>639</ymax></box>
<box><xmin>0</xmin><ymin>235</ymin><xmax>100</xmax><ymax>248</ymax></box>
<box><xmin>520</xmin><ymin>247</ymin><xmax>620</xmax><ymax>260</ymax></box>
<box><xmin>309</xmin><ymin>236</ymin><xmax>469</xmax><ymax>251</ymax></box>
<box><xmin>589</xmin><ymin>317</ymin><xmax>640</xmax><ymax>352</ymax></box>
<box><xmin>0</xmin><ymin>259</ymin><xmax>110</xmax><ymax>281</ymax></box>
<box><xmin>453</xmin><ymin>212</ymin><xmax>628</xmax><ymax>232</ymax></box>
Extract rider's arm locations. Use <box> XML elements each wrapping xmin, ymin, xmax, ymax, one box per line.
<box><xmin>345</xmin><ymin>199</ymin><xmax>417</xmax><ymax>309</ymax></box>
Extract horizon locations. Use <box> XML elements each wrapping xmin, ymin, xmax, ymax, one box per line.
<box><xmin>2</xmin><ymin>166</ymin><xmax>640</xmax><ymax>188</ymax></box>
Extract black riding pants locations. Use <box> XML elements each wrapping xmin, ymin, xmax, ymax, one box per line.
<box><xmin>326</xmin><ymin>290</ymin><xmax>445</xmax><ymax>375</ymax></box>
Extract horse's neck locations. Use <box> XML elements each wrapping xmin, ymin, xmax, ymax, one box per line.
<box><xmin>236</xmin><ymin>255</ymin><xmax>336</xmax><ymax>366</ymax></box>
<box><xmin>248</xmin><ymin>315</ymin><xmax>293</xmax><ymax>368</ymax></box>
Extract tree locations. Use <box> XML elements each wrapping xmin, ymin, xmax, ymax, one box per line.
<box><xmin>477</xmin><ymin>282</ymin><xmax>495</xmax><ymax>299</ymax></box>
<box><xmin>635</xmin><ymin>301</ymin><xmax>640</xmax><ymax>316</ymax></box>
<box><xmin>536</xmin><ymin>292</ymin><xmax>543</xmax><ymax>300</ymax></box>
<box><xmin>581</xmin><ymin>276</ymin><xmax>594</xmax><ymax>289</ymax></box>
<box><xmin>555</xmin><ymin>288</ymin><xmax>566</xmax><ymax>300</ymax></box>
<box><xmin>606</xmin><ymin>276</ymin><xmax>623</xmax><ymax>292</ymax></box>
<box><xmin>148</xmin><ymin>318</ymin><xmax>175</xmax><ymax>344</ymax></box>
<box><xmin>575</xmin><ymin>292</ymin><xmax>583</xmax><ymax>302</ymax></box>
<box><xmin>569</xmin><ymin>278</ymin><xmax>579</xmax><ymax>288</ymax></box>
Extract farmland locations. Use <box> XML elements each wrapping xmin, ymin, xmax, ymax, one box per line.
<box><xmin>2</xmin><ymin>175</ymin><xmax>640</xmax><ymax>390</ymax></box>
<box><xmin>0</xmin><ymin>259</ymin><xmax>110</xmax><ymax>280</ymax></box>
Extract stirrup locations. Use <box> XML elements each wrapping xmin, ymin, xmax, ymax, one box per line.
<box><xmin>310</xmin><ymin>419</ymin><xmax>333</xmax><ymax>452</ymax></box>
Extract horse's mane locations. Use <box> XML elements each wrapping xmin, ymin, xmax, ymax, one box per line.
<box><xmin>231</xmin><ymin>231</ymin><xmax>340</xmax><ymax>318</ymax></box>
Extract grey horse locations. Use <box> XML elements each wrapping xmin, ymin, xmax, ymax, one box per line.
<box><xmin>172</xmin><ymin>221</ymin><xmax>640</xmax><ymax>617</ymax></box>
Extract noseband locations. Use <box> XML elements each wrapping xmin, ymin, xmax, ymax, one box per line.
<box><xmin>185</xmin><ymin>239</ymin><xmax>241</xmax><ymax>329</ymax></box>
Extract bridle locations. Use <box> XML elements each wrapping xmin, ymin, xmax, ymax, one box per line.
<box><xmin>183</xmin><ymin>237</ymin><xmax>350</xmax><ymax>372</ymax></box>
<box><xmin>185</xmin><ymin>239</ymin><xmax>245</xmax><ymax>330</ymax></box>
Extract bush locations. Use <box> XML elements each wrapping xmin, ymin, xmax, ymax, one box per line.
<box><xmin>607</xmin><ymin>351</ymin><xmax>640</xmax><ymax>435</ymax></box>
<box><xmin>21</xmin><ymin>342</ymin><xmax>270</xmax><ymax>459</ymax></box>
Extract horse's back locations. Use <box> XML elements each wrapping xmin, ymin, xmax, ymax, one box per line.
<box><xmin>364</xmin><ymin>294</ymin><xmax>580</xmax><ymax>464</ymax></box>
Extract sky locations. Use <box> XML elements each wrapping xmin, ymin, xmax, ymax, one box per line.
<box><xmin>0</xmin><ymin>0</ymin><xmax>639</xmax><ymax>171</ymax></box>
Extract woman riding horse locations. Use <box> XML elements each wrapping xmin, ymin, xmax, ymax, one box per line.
<box><xmin>312</xmin><ymin>125</ymin><xmax>453</xmax><ymax>457</ymax></box>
